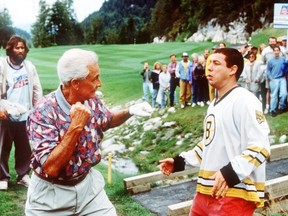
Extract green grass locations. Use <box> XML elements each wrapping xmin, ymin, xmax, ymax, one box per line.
<box><xmin>1</xmin><ymin>42</ymin><xmax>213</xmax><ymax>105</ymax></box>
<box><xmin>1</xmin><ymin>27</ymin><xmax>288</xmax><ymax>215</ymax></box>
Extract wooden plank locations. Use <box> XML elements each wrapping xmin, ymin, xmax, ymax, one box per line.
<box><xmin>266</xmin><ymin>199</ymin><xmax>288</xmax><ymax>213</ymax></box>
<box><xmin>124</xmin><ymin>143</ymin><xmax>288</xmax><ymax>193</ymax></box>
<box><xmin>270</xmin><ymin>143</ymin><xmax>288</xmax><ymax>162</ymax></box>
<box><xmin>265</xmin><ymin>175</ymin><xmax>288</xmax><ymax>200</ymax></box>
<box><xmin>167</xmin><ymin>200</ymin><xmax>193</xmax><ymax>216</ymax></box>
<box><xmin>124</xmin><ymin>168</ymin><xmax>199</xmax><ymax>192</ymax></box>
<box><xmin>126</xmin><ymin>184</ymin><xmax>151</xmax><ymax>194</ymax></box>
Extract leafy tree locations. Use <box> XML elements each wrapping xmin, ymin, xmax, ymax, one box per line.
<box><xmin>31</xmin><ymin>0</ymin><xmax>83</xmax><ymax>46</ymax></box>
<box><xmin>126</xmin><ymin>17</ymin><xmax>136</xmax><ymax>44</ymax></box>
<box><xmin>106</xmin><ymin>29</ymin><xmax>118</xmax><ymax>44</ymax></box>
<box><xmin>50</xmin><ymin>0</ymin><xmax>75</xmax><ymax>45</ymax></box>
<box><xmin>85</xmin><ymin>16</ymin><xmax>104</xmax><ymax>44</ymax></box>
<box><xmin>0</xmin><ymin>8</ymin><xmax>14</xmax><ymax>49</ymax></box>
<box><xmin>31</xmin><ymin>0</ymin><xmax>53</xmax><ymax>47</ymax></box>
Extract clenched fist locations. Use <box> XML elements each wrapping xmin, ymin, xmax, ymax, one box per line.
<box><xmin>70</xmin><ymin>102</ymin><xmax>91</xmax><ymax>128</ymax></box>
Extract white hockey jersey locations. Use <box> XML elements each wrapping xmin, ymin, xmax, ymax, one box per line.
<box><xmin>180</xmin><ymin>86</ymin><xmax>270</xmax><ymax>207</ymax></box>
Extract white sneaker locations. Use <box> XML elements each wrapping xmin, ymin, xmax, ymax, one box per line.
<box><xmin>0</xmin><ymin>180</ymin><xmax>8</xmax><ymax>190</ymax></box>
<box><xmin>206</xmin><ymin>101</ymin><xmax>211</xmax><ymax>105</ymax></box>
<box><xmin>264</xmin><ymin>108</ymin><xmax>269</xmax><ymax>114</ymax></box>
<box><xmin>200</xmin><ymin>101</ymin><xmax>204</xmax><ymax>107</ymax></box>
<box><xmin>180</xmin><ymin>104</ymin><xmax>185</xmax><ymax>109</ymax></box>
<box><xmin>191</xmin><ymin>103</ymin><xmax>196</xmax><ymax>107</ymax></box>
<box><xmin>17</xmin><ymin>174</ymin><xmax>30</xmax><ymax>187</ymax></box>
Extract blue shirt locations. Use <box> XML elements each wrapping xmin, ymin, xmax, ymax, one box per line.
<box><xmin>266</xmin><ymin>56</ymin><xmax>285</xmax><ymax>80</ymax></box>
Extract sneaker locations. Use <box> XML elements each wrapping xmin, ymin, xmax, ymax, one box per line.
<box><xmin>186</xmin><ymin>102</ymin><xmax>192</xmax><ymax>106</ymax></box>
<box><xmin>0</xmin><ymin>180</ymin><xmax>8</xmax><ymax>190</ymax></box>
<box><xmin>191</xmin><ymin>103</ymin><xmax>196</xmax><ymax>107</ymax></box>
<box><xmin>264</xmin><ymin>108</ymin><xmax>269</xmax><ymax>114</ymax></box>
<box><xmin>200</xmin><ymin>101</ymin><xmax>205</xmax><ymax>107</ymax></box>
<box><xmin>180</xmin><ymin>104</ymin><xmax>185</xmax><ymax>109</ymax></box>
<box><xmin>17</xmin><ymin>174</ymin><xmax>30</xmax><ymax>187</ymax></box>
<box><xmin>270</xmin><ymin>111</ymin><xmax>277</xmax><ymax>117</ymax></box>
<box><xmin>206</xmin><ymin>101</ymin><xmax>211</xmax><ymax>105</ymax></box>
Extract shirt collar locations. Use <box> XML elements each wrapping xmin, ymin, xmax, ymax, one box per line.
<box><xmin>55</xmin><ymin>85</ymin><xmax>71</xmax><ymax>115</ymax></box>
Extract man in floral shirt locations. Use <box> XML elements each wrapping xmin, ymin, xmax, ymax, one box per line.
<box><xmin>25</xmin><ymin>48</ymin><xmax>152</xmax><ymax>216</ymax></box>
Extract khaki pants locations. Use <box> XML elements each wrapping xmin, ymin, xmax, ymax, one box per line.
<box><xmin>179</xmin><ymin>80</ymin><xmax>191</xmax><ymax>104</ymax></box>
<box><xmin>25</xmin><ymin>169</ymin><xmax>116</xmax><ymax>216</ymax></box>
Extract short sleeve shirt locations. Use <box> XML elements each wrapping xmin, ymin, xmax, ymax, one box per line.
<box><xmin>27</xmin><ymin>85</ymin><xmax>112</xmax><ymax>179</ymax></box>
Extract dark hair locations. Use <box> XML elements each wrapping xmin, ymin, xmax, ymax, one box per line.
<box><xmin>5</xmin><ymin>35</ymin><xmax>29</xmax><ymax>56</ymax></box>
<box><xmin>273</xmin><ymin>45</ymin><xmax>280</xmax><ymax>51</ymax></box>
<box><xmin>269</xmin><ymin>36</ymin><xmax>277</xmax><ymax>42</ymax></box>
<box><xmin>214</xmin><ymin>48</ymin><xmax>244</xmax><ymax>80</ymax></box>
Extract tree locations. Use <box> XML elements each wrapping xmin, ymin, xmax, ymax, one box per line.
<box><xmin>31</xmin><ymin>0</ymin><xmax>53</xmax><ymax>47</ymax></box>
<box><xmin>126</xmin><ymin>17</ymin><xmax>136</xmax><ymax>44</ymax></box>
<box><xmin>31</xmin><ymin>0</ymin><xmax>83</xmax><ymax>47</ymax></box>
<box><xmin>0</xmin><ymin>8</ymin><xmax>14</xmax><ymax>49</ymax></box>
<box><xmin>85</xmin><ymin>16</ymin><xmax>104</xmax><ymax>44</ymax></box>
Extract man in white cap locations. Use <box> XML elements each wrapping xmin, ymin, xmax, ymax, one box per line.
<box><xmin>176</xmin><ymin>52</ymin><xmax>192</xmax><ymax>108</ymax></box>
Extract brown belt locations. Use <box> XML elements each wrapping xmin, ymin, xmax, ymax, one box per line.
<box><xmin>34</xmin><ymin>171</ymin><xmax>88</xmax><ymax>186</ymax></box>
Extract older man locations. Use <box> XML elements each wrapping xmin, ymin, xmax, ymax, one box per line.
<box><xmin>25</xmin><ymin>48</ymin><xmax>152</xmax><ymax>215</ymax></box>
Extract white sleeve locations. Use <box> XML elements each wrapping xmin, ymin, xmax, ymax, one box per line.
<box><xmin>230</xmin><ymin>94</ymin><xmax>270</xmax><ymax>181</ymax></box>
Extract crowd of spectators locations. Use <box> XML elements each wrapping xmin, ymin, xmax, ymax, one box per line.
<box><xmin>140</xmin><ymin>36</ymin><xmax>288</xmax><ymax>117</ymax></box>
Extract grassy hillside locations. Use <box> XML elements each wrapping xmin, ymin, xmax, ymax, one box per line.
<box><xmin>0</xmin><ymin>27</ymin><xmax>287</xmax><ymax>216</ymax></box>
<box><xmin>4</xmin><ymin>41</ymin><xmax>212</xmax><ymax>106</ymax></box>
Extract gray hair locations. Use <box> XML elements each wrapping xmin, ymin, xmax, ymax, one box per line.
<box><xmin>191</xmin><ymin>53</ymin><xmax>198</xmax><ymax>59</ymax></box>
<box><xmin>57</xmin><ymin>48</ymin><xmax>99</xmax><ymax>85</ymax></box>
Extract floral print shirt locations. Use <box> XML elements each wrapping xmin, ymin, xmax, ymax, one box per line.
<box><xmin>27</xmin><ymin>86</ymin><xmax>112</xmax><ymax>179</ymax></box>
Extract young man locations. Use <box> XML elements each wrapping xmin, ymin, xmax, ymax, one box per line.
<box><xmin>176</xmin><ymin>52</ymin><xmax>192</xmax><ymax>108</ymax></box>
<box><xmin>168</xmin><ymin>54</ymin><xmax>178</xmax><ymax>107</ymax></box>
<box><xmin>261</xmin><ymin>36</ymin><xmax>286</xmax><ymax>114</ymax></box>
<box><xmin>266</xmin><ymin>46</ymin><xmax>287</xmax><ymax>117</ymax></box>
<box><xmin>159</xmin><ymin>48</ymin><xmax>270</xmax><ymax>216</ymax></box>
<box><xmin>0</xmin><ymin>35</ymin><xmax>43</xmax><ymax>190</ymax></box>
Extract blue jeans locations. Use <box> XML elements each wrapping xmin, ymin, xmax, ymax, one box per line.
<box><xmin>152</xmin><ymin>88</ymin><xmax>159</xmax><ymax>108</ymax></box>
<box><xmin>269</xmin><ymin>77</ymin><xmax>287</xmax><ymax>112</ymax></box>
<box><xmin>142</xmin><ymin>82</ymin><xmax>151</xmax><ymax>103</ymax></box>
<box><xmin>159</xmin><ymin>88</ymin><xmax>169</xmax><ymax>108</ymax></box>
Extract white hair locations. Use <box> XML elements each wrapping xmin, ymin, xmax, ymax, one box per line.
<box><xmin>57</xmin><ymin>48</ymin><xmax>99</xmax><ymax>85</ymax></box>
<box><xmin>191</xmin><ymin>53</ymin><xmax>198</xmax><ymax>59</ymax></box>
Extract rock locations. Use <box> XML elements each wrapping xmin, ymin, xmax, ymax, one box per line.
<box><xmin>176</xmin><ymin>139</ymin><xmax>183</xmax><ymax>146</ymax></box>
<box><xmin>140</xmin><ymin>150</ymin><xmax>150</xmax><ymax>155</ymax></box>
<box><xmin>279</xmin><ymin>135</ymin><xmax>287</xmax><ymax>143</ymax></box>
<box><xmin>186</xmin><ymin>18</ymin><xmax>251</xmax><ymax>44</ymax></box>
<box><xmin>167</xmin><ymin>107</ymin><xmax>176</xmax><ymax>113</ymax></box>
<box><xmin>162</xmin><ymin>121</ymin><xmax>176</xmax><ymax>128</ymax></box>
<box><xmin>143</xmin><ymin>117</ymin><xmax>162</xmax><ymax>131</ymax></box>
<box><xmin>102</xmin><ymin>143</ymin><xmax>126</xmax><ymax>156</ymax></box>
<box><xmin>184</xmin><ymin>133</ymin><xmax>192</xmax><ymax>139</ymax></box>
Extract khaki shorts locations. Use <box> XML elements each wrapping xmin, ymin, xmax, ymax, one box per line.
<box><xmin>25</xmin><ymin>168</ymin><xmax>116</xmax><ymax>216</ymax></box>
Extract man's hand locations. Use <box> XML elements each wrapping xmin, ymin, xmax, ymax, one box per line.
<box><xmin>0</xmin><ymin>109</ymin><xmax>8</xmax><ymax>120</ymax></box>
<box><xmin>70</xmin><ymin>102</ymin><xmax>91</xmax><ymax>128</ymax></box>
<box><xmin>129</xmin><ymin>101</ymin><xmax>153</xmax><ymax>117</ymax></box>
<box><xmin>209</xmin><ymin>171</ymin><xmax>229</xmax><ymax>199</ymax></box>
<box><xmin>159</xmin><ymin>158</ymin><xmax>174</xmax><ymax>176</ymax></box>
